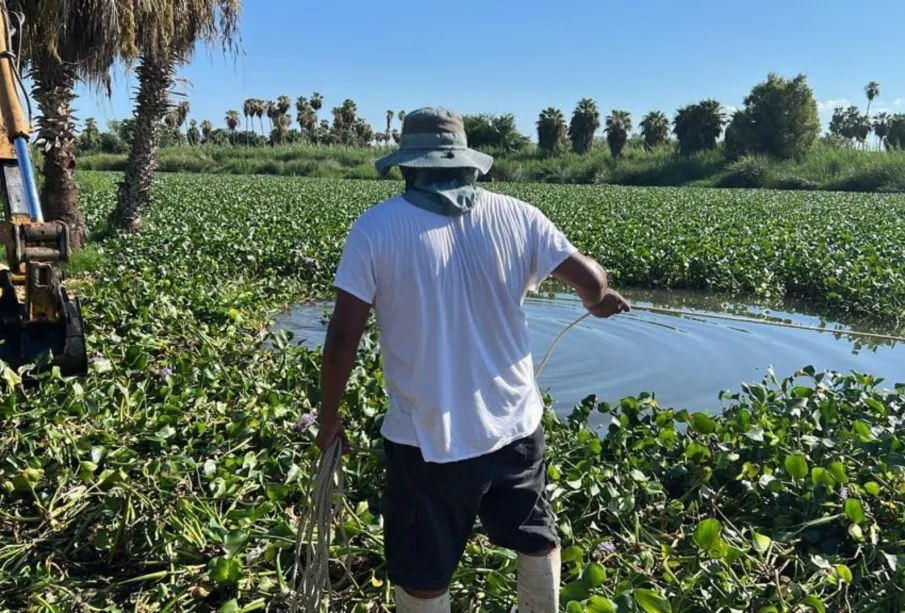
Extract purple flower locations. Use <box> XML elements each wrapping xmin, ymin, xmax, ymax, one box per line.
<box><xmin>840</xmin><ymin>487</ymin><xmax>849</xmax><ymax>500</ymax></box>
<box><xmin>596</xmin><ymin>541</ymin><xmax>617</xmax><ymax>556</ymax></box>
<box><xmin>156</xmin><ymin>367</ymin><xmax>173</xmax><ymax>382</ymax></box>
<box><xmin>293</xmin><ymin>413</ymin><xmax>317</xmax><ymax>433</ymax></box>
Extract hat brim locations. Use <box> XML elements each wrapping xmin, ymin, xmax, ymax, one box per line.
<box><xmin>374</xmin><ymin>147</ymin><xmax>493</xmax><ymax>177</ymax></box>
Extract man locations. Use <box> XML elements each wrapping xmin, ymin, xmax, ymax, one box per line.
<box><xmin>315</xmin><ymin>107</ymin><xmax>629</xmax><ymax>613</ymax></box>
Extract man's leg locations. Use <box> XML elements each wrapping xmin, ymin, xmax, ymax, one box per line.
<box><xmin>381</xmin><ymin>438</ymin><xmax>488</xmax><ymax>612</ymax></box>
<box><xmin>515</xmin><ymin>546</ymin><xmax>561</xmax><ymax>612</ymax></box>
<box><xmin>477</xmin><ymin>424</ymin><xmax>561</xmax><ymax>613</ymax></box>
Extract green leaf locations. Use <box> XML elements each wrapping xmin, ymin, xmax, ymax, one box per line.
<box><xmin>803</xmin><ymin>594</ymin><xmax>826</xmax><ymax>613</ymax></box>
<box><xmin>586</xmin><ymin>596</ymin><xmax>617</xmax><ymax>613</ymax></box>
<box><xmin>219</xmin><ymin>600</ymin><xmax>240</xmax><ymax>613</ymax></box>
<box><xmin>633</xmin><ymin>588</ymin><xmax>672</xmax><ymax>613</ymax></box>
<box><xmin>827</xmin><ymin>461</ymin><xmax>848</xmax><ymax>484</ymax></box>
<box><xmin>567</xmin><ymin>602</ymin><xmax>584</xmax><ymax>613</ymax></box>
<box><xmin>834</xmin><ymin>564</ymin><xmax>853</xmax><ymax>583</ymax></box>
<box><xmin>224</xmin><ymin>529</ymin><xmax>248</xmax><ymax>558</ymax></box>
<box><xmin>784</xmin><ymin>453</ymin><xmax>809</xmax><ymax>480</ymax></box>
<box><xmin>757</xmin><ymin>607</ymin><xmax>779</xmax><ymax>613</ymax></box>
<box><xmin>848</xmin><ymin>523</ymin><xmax>864</xmax><ymax>541</ymax></box>
<box><xmin>581</xmin><ymin>562</ymin><xmax>606</xmax><ymax>588</ymax></box>
<box><xmin>810</xmin><ymin>466</ymin><xmax>834</xmax><ymax>487</ymax></box>
<box><xmin>844</xmin><ymin>498</ymin><xmax>866</xmax><ymax>524</ymax></box>
<box><xmin>743</xmin><ymin>426</ymin><xmax>764</xmax><ymax>442</ymax></box>
<box><xmin>209</xmin><ymin>556</ymin><xmax>243</xmax><ymax>586</ymax></box>
<box><xmin>203</xmin><ymin>459</ymin><xmax>217</xmax><ymax>478</ymax></box>
<box><xmin>864</xmin><ymin>481</ymin><xmax>881</xmax><ymax>496</ymax></box>
<box><xmin>694</xmin><ymin>518</ymin><xmax>722</xmax><ymax>551</ymax></box>
<box><xmin>560</xmin><ymin>582</ymin><xmax>591</xmax><ymax>604</ymax></box>
<box><xmin>561</xmin><ymin>546</ymin><xmax>583</xmax><ymax>564</ymax></box>
<box><xmin>690</xmin><ymin>412</ymin><xmax>716</xmax><ymax>434</ymax></box>
<box><xmin>685</xmin><ymin>441</ymin><xmax>711</xmax><ymax>461</ymax></box>
<box><xmin>265</xmin><ymin>483</ymin><xmax>290</xmax><ymax>502</ymax></box>
<box><xmin>613</xmin><ymin>592</ymin><xmax>638</xmax><ymax>613</ymax></box>
<box><xmin>752</xmin><ymin>532</ymin><xmax>772</xmax><ymax>554</ymax></box>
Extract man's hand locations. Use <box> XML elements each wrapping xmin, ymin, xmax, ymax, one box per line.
<box><xmin>586</xmin><ymin>288</ymin><xmax>630</xmax><ymax>318</ymax></box>
<box><xmin>315</xmin><ymin>417</ymin><xmax>351</xmax><ymax>454</ymax></box>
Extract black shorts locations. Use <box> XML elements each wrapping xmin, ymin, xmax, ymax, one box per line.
<box><xmin>381</xmin><ymin>424</ymin><xmax>559</xmax><ymax>591</ymax></box>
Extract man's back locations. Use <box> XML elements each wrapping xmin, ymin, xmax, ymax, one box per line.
<box><xmin>334</xmin><ymin>190</ymin><xmax>576</xmax><ymax>463</ymax></box>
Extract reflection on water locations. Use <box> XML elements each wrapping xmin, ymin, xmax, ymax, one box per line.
<box><xmin>271</xmin><ymin>288</ymin><xmax>905</xmax><ymax>413</ymax></box>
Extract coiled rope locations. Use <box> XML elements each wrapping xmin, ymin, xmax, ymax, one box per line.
<box><xmin>293</xmin><ymin>301</ymin><xmax>904</xmax><ymax>610</ymax></box>
<box><xmin>291</xmin><ymin>437</ymin><xmax>347</xmax><ymax>613</ymax></box>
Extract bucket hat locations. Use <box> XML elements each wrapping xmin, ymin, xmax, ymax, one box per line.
<box><xmin>374</xmin><ymin>107</ymin><xmax>493</xmax><ymax>177</ymax></box>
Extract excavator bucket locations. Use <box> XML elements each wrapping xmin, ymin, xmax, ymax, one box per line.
<box><xmin>0</xmin><ymin>4</ymin><xmax>87</xmax><ymax>377</ymax></box>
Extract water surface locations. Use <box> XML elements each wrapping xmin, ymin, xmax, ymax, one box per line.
<box><xmin>271</xmin><ymin>288</ymin><xmax>904</xmax><ymax>413</ymax></box>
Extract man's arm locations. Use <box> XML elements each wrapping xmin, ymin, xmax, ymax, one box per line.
<box><xmin>315</xmin><ymin>289</ymin><xmax>371</xmax><ymax>452</ymax></box>
<box><xmin>552</xmin><ymin>252</ymin><xmax>630</xmax><ymax>318</ymax></box>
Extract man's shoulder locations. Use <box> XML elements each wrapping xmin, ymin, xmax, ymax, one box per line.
<box><xmin>351</xmin><ymin>195</ymin><xmax>408</xmax><ymax>229</ymax></box>
<box><xmin>479</xmin><ymin>189</ymin><xmax>541</xmax><ymax>219</ymax></box>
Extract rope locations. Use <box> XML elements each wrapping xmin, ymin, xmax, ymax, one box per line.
<box><xmin>534</xmin><ymin>304</ymin><xmax>905</xmax><ymax>377</ymax></box>
<box><xmin>291</xmin><ymin>437</ymin><xmax>349</xmax><ymax>613</ymax></box>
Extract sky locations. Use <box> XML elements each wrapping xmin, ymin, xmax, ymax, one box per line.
<box><xmin>71</xmin><ymin>0</ymin><xmax>905</xmax><ymax>139</ymax></box>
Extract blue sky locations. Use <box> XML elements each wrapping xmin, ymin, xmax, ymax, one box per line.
<box><xmin>73</xmin><ymin>0</ymin><xmax>905</xmax><ymax>138</ymax></box>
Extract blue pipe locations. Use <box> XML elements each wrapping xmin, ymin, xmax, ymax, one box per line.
<box><xmin>14</xmin><ymin>137</ymin><xmax>43</xmax><ymax>222</ymax></box>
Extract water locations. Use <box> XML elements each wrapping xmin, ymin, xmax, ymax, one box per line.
<box><xmin>271</xmin><ymin>288</ymin><xmax>905</xmax><ymax>413</ymax></box>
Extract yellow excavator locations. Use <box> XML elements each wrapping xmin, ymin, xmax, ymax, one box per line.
<box><xmin>0</xmin><ymin>6</ymin><xmax>87</xmax><ymax>376</ymax></box>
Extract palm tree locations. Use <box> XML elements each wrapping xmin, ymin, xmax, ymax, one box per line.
<box><xmin>310</xmin><ymin>92</ymin><xmax>323</xmax><ymax>123</ymax></box>
<box><xmin>398</xmin><ymin>110</ymin><xmax>406</xmax><ymax>127</ymax></box>
<box><xmin>536</xmin><ymin>107</ymin><xmax>568</xmax><ymax>153</ymax></box>
<box><xmin>673</xmin><ymin>99</ymin><xmax>726</xmax><ymax>155</ymax></box>
<box><xmin>354</xmin><ymin>119</ymin><xmax>374</xmax><ymax>147</ymax></box>
<box><xmin>254</xmin><ymin>99</ymin><xmax>266</xmax><ymax>136</ymax></box>
<box><xmin>331</xmin><ymin>106</ymin><xmax>344</xmax><ymax>143</ymax></box>
<box><xmin>110</xmin><ymin>0</ymin><xmax>241</xmax><ymax>232</ymax></box>
<box><xmin>176</xmin><ymin>101</ymin><xmax>191</xmax><ymax>132</ymax></box>
<box><xmin>201</xmin><ymin>120</ymin><xmax>214</xmax><ymax>144</ymax></box>
<box><xmin>605</xmin><ymin>110</ymin><xmax>632</xmax><ymax>158</ymax></box>
<box><xmin>13</xmin><ymin>0</ymin><xmax>132</xmax><ymax>249</ymax></box>
<box><xmin>874</xmin><ymin>112</ymin><xmax>890</xmax><ymax>150</ymax></box>
<box><xmin>265</xmin><ymin>101</ymin><xmax>277</xmax><ymax>133</ymax></box>
<box><xmin>296</xmin><ymin>96</ymin><xmax>309</xmax><ymax>130</ymax></box>
<box><xmin>243</xmin><ymin>98</ymin><xmax>255</xmax><ymax>143</ymax></box>
<box><xmin>385</xmin><ymin>109</ymin><xmax>394</xmax><ymax>139</ymax></box>
<box><xmin>276</xmin><ymin>95</ymin><xmax>292</xmax><ymax>117</ymax></box>
<box><xmin>569</xmin><ymin>98</ymin><xmax>601</xmax><ymax>154</ymax></box>
<box><xmin>865</xmin><ymin>81</ymin><xmax>880</xmax><ymax>117</ymax></box>
<box><xmin>226</xmin><ymin>110</ymin><xmax>240</xmax><ymax>133</ymax></box>
<box><xmin>639</xmin><ymin>110</ymin><xmax>670</xmax><ymax>150</ymax></box>
<box><xmin>187</xmin><ymin>119</ymin><xmax>201</xmax><ymax>146</ymax></box>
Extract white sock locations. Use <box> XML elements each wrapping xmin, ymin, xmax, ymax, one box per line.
<box><xmin>394</xmin><ymin>586</ymin><xmax>451</xmax><ymax>613</ymax></box>
<box><xmin>517</xmin><ymin>548</ymin><xmax>561</xmax><ymax>613</ymax></box>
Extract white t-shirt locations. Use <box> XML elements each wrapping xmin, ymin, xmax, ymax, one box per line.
<box><xmin>333</xmin><ymin>190</ymin><xmax>577</xmax><ymax>463</ymax></box>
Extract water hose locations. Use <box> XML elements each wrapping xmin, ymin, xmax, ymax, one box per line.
<box><xmin>534</xmin><ymin>304</ymin><xmax>905</xmax><ymax>377</ymax></box>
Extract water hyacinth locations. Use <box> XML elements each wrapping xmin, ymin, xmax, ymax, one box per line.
<box><xmin>155</xmin><ymin>367</ymin><xmax>173</xmax><ymax>382</ymax></box>
<box><xmin>2</xmin><ymin>172</ymin><xmax>905</xmax><ymax>612</ymax></box>
<box><xmin>596</xmin><ymin>541</ymin><xmax>617</xmax><ymax>557</ymax></box>
<box><xmin>293</xmin><ymin>413</ymin><xmax>317</xmax><ymax>433</ymax></box>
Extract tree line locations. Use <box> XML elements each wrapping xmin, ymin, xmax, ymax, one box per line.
<box><xmin>81</xmin><ymin>75</ymin><xmax>902</xmax><ymax>171</ymax></box>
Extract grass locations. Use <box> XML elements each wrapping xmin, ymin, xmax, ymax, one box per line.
<box><xmin>2</xmin><ymin>173</ymin><xmax>905</xmax><ymax>611</ymax></box>
<box><xmin>77</xmin><ymin>143</ymin><xmax>905</xmax><ymax>192</ymax></box>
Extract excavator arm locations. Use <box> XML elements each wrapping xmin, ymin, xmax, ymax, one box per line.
<box><xmin>0</xmin><ymin>4</ymin><xmax>87</xmax><ymax>376</ymax></box>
